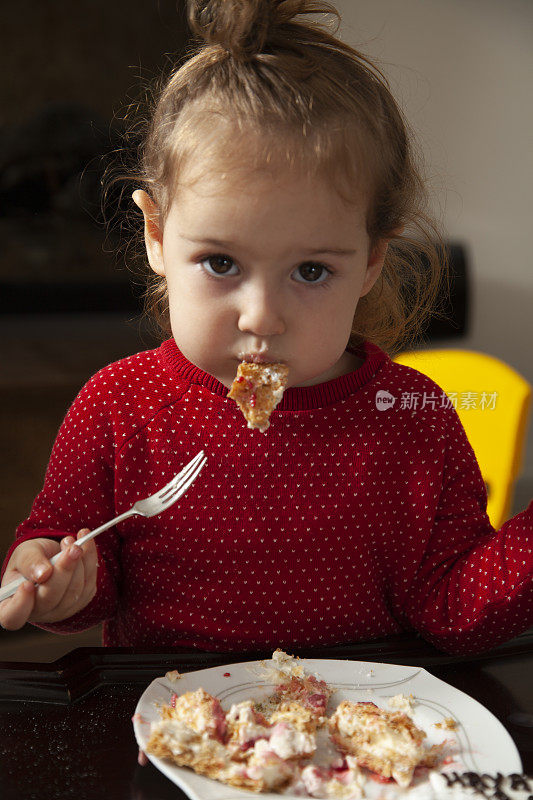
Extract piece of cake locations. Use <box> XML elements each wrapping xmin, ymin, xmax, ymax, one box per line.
<box><xmin>145</xmin><ymin>681</ymin><xmax>314</xmax><ymax>794</ymax></box>
<box><xmin>269</xmin><ymin>700</ymin><xmax>318</xmax><ymax>735</ymax></box>
<box><xmin>267</xmin><ymin>649</ymin><xmax>332</xmax><ymax>727</ymax></box>
<box><xmin>296</xmin><ymin>757</ymin><xmax>365</xmax><ymax>798</ymax></box>
<box><xmin>225</xmin><ymin>700</ymin><xmax>272</xmax><ymax>759</ymax></box>
<box><xmin>328</xmin><ymin>700</ymin><xmax>441</xmax><ymax>788</ymax></box>
<box><xmin>228</xmin><ymin>361</ymin><xmax>289</xmax><ymax>432</ymax></box>
<box><xmin>145</xmin><ymin>688</ymin><xmax>230</xmax><ymax>780</ymax></box>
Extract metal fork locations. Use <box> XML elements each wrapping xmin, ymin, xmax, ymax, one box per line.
<box><xmin>0</xmin><ymin>450</ymin><xmax>207</xmax><ymax>602</ymax></box>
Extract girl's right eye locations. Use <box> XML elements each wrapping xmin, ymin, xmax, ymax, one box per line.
<box><xmin>199</xmin><ymin>255</ymin><xmax>239</xmax><ymax>277</ymax></box>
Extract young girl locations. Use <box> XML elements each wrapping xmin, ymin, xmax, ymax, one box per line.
<box><xmin>1</xmin><ymin>0</ymin><xmax>531</xmax><ymax>655</ymax></box>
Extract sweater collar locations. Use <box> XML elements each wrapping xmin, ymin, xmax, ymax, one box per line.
<box><xmin>158</xmin><ymin>338</ymin><xmax>389</xmax><ymax>411</ymax></box>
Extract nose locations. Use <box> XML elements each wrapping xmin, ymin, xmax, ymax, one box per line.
<box><xmin>237</xmin><ymin>280</ymin><xmax>286</xmax><ymax>337</ymax></box>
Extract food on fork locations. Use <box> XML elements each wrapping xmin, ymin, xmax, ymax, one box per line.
<box><xmin>328</xmin><ymin>700</ymin><xmax>441</xmax><ymax>788</ymax></box>
<box><xmin>228</xmin><ymin>361</ymin><xmax>289</xmax><ymax>432</ymax></box>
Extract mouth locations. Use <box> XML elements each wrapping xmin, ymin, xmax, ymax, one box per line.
<box><xmin>238</xmin><ymin>352</ymin><xmax>280</xmax><ymax>365</ymax></box>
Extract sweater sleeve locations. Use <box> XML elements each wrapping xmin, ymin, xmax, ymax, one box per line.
<box><xmin>397</xmin><ymin>407</ymin><xmax>532</xmax><ymax>654</ymax></box>
<box><xmin>1</xmin><ymin>373</ymin><xmax>121</xmax><ymax>633</ymax></box>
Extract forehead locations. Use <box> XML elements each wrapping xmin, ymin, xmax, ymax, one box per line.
<box><xmin>166</xmin><ymin>164</ymin><xmax>369</xmax><ymax>255</ymax></box>
<box><xmin>167</xmin><ymin>117</ymin><xmax>369</xmax><ymax>212</ymax></box>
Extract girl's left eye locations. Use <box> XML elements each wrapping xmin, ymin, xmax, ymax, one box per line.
<box><xmin>200</xmin><ymin>255</ymin><xmax>239</xmax><ymax>276</ymax></box>
<box><xmin>293</xmin><ymin>262</ymin><xmax>331</xmax><ymax>284</ymax></box>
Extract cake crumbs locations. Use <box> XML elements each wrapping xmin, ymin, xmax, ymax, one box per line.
<box><xmin>388</xmin><ymin>693</ymin><xmax>416</xmax><ymax>713</ymax></box>
<box><xmin>435</xmin><ymin>717</ymin><xmax>458</xmax><ymax>730</ymax></box>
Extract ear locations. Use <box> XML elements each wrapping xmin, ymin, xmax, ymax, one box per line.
<box><xmin>132</xmin><ymin>190</ymin><xmax>165</xmax><ymax>276</ymax></box>
<box><xmin>360</xmin><ymin>238</ymin><xmax>389</xmax><ymax>297</ymax></box>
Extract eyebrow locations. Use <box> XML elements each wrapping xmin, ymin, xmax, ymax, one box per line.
<box><xmin>184</xmin><ymin>236</ymin><xmax>357</xmax><ymax>257</ymax></box>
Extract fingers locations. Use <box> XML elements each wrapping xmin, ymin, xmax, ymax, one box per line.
<box><xmin>55</xmin><ymin>532</ymin><xmax>97</xmax><ymax>619</ymax></box>
<box><xmin>51</xmin><ymin>546</ymin><xmax>86</xmax><ymax>617</ymax></box>
<box><xmin>31</xmin><ymin>530</ymin><xmax>98</xmax><ymax>623</ymax></box>
<box><xmin>138</xmin><ymin>748</ymin><xmax>148</xmax><ymax>766</ymax></box>
<box><xmin>0</xmin><ymin>531</ymin><xmax>98</xmax><ymax>627</ymax></box>
<box><xmin>77</xmin><ymin>530</ymin><xmax>98</xmax><ymax>591</ymax></box>
<box><xmin>31</xmin><ymin>535</ymin><xmax>85</xmax><ymax>619</ymax></box>
<box><xmin>0</xmin><ymin>580</ymin><xmax>36</xmax><ymax>630</ymax></box>
<box><xmin>0</xmin><ymin>538</ymin><xmax>60</xmax><ymax>630</ymax></box>
<box><xmin>60</xmin><ymin>535</ymin><xmax>75</xmax><ymax>551</ymax></box>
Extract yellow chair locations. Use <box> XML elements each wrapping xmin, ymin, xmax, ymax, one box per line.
<box><xmin>393</xmin><ymin>349</ymin><xmax>531</xmax><ymax>528</ymax></box>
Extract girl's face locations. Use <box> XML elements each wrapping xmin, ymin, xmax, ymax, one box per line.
<box><xmin>134</xmin><ymin>160</ymin><xmax>387</xmax><ymax>389</ymax></box>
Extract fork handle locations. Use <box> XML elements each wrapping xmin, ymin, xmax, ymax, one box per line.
<box><xmin>58</xmin><ymin>508</ymin><xmax>137</xmax><ymax>553</ymax></box>
<box><xmin>0</xmin><ymin>509</ymin><xmax>137</xmax><ymax>602</ymax></box>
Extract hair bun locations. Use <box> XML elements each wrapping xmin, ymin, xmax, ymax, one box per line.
<box><xmin>188</xmin><ymin>0</ymin><xmax>337</xmax><ymax>61</ymax></box>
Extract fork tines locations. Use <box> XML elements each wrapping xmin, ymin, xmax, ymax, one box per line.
<box><xmin>159</xmin><ymin>450</ymin><xmax>206</xmax><ymax>502</ymax></box>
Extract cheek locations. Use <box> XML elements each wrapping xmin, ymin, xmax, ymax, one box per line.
<box><xmin>167</xmin><ymin>277</ymin><xmax>232</xmax><ymax>335</ymax></box>
<box><xmin>335</xmin><ymin>275</ymin><xmax>367</xmax><ymax>322</ymax></box>
<box><xmin>166</xmin><ymin>272</ymin><xmax>202</xmax><ymax>316</ymax></box>
<box><xmin>305</xmin><ymin>286</ymin><xmax>360</xmax><ymax>332</ymax></box>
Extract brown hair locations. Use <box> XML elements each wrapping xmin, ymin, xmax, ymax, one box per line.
<box><xmin>127</xmin><ymin>0</ymin><xmax>448</xmax><ymax>354</ymax></box>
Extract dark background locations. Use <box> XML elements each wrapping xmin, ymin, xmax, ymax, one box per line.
<box><xmin>0</xmin><ymin>0</ymin><xmax>190</xmax><ymax>311</ymax></box>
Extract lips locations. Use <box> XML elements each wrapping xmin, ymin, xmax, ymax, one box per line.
<box><xmin>239</xmin><ymin>352</ymin><xmax>279</xmax><ymax>364</ymax></box>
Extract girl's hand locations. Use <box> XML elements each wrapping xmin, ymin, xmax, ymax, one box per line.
<box><xmin>0</xmin><ymin>530</ymin><xmax>98</xmax><ymax>630</ymax></box>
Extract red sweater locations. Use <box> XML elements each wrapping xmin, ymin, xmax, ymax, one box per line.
<box><xmin>4</xmin><ymin>339</ymin><xmax>532</xmax><ymax>653</ymax></box>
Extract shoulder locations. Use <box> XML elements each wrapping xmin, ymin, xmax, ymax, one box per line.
<box><xmin>79</xmin><ymin>346</ymin><xmax>164</xmax><ymax>398</ymax></box>
<box><xmin>372</xmin><ymin>354</ymin><xmax>462</xmax><ymax>442</ymax></box>
<box><xmin>66</xmin><ymin>344</ymin><xmax>190</xmax><ymax>439</ymax></box>
<box><xmin>385</xmin><ymin>358</ymin><xmax>449</xmax><ymax>395</ymax></box>
<box><xmin>360</xmin><ymin>342</ymin><xmax>450</xmax><ymax>397</ymax></box>
<box><xmin>370</xmin><ymin>348</ymin><xmax>451</xmax><ymax>403</ymax></box>
<box><xmin>87</xmin><ymin>345</ymin><xmax>164</xmax><ymax>390</ymax></box>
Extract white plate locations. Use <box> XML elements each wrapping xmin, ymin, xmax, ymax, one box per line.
<box><xmin>133</xmin><ymin>658</ymin><xmax>522</xmax><ymax>800</ymax></box>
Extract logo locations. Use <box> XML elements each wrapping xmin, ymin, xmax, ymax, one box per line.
<box><xmin>375</xmin><ymin>390</ymin><xmax>396</xmax><ymax>411</ymax></box>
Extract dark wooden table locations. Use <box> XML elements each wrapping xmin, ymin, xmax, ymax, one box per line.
<box><xmin>1</xmin><ymin>632</ymin><xmax>532</xmax><ymax>800</ymax></box>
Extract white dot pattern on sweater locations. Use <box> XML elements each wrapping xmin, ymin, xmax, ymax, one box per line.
<box><xmin>8</xmin><ymin>339</ymin><xmax>532</xmax><ymax>654</ymax></box>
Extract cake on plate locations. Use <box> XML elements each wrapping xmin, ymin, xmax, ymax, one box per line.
<box><xmin>328</xmin><ymin>700</ymin><xmax>442</xmax><ymax>788</ymax></box>
<box><xmin>146</xmin><ymin>692</ymin><xmax>314</xmax><ymax>792</ymax></box>
<box><xmin>143</xmin><ymin>650</ymin><xmax>455</xmax><ymax>797</ymax></box>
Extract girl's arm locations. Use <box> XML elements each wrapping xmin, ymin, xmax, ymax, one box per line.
<box><xmin>396</xmin><ymin>409</ymin><xmax>532</xmax><ymax>654</ymax></box>
<box><xmin>0</xmin><ymin>375</ymin><xmax>121</xmax><ymax>633</ymax></box>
